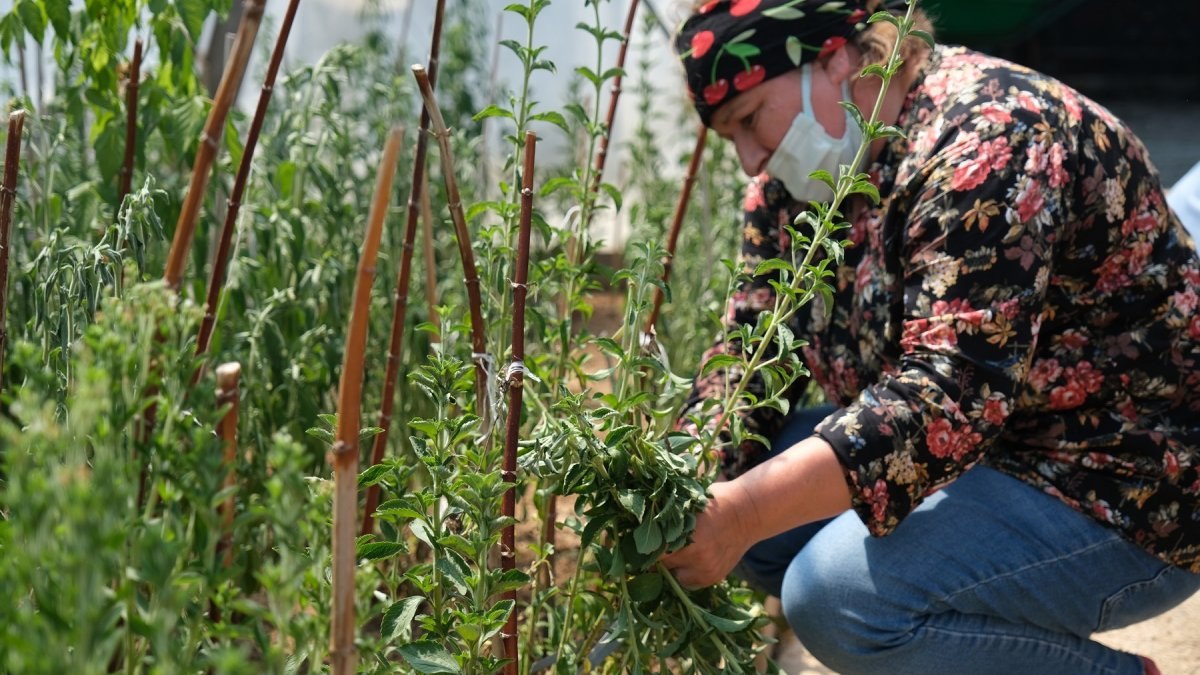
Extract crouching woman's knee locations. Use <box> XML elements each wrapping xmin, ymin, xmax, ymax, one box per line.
<box><xmin>779</xmin><ymin>528</ymin><xmax>915</xmax><ymax>674</ymax></box>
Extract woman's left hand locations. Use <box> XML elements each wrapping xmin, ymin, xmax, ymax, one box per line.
<box><xmin>660</xmin><ymin>479</ymin><xmax>759</xmax><ymax>588</ymax></box>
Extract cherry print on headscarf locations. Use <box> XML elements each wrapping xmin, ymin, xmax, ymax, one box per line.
<box><xmin>730</xmin><ymin>0</ymin><xmax>762</xmax><ymax>17</ymax></box>
<box><xmin>818</xmin><ymin>35</ymin><xmax>847</xmax><ymax>58</ymax></box>
<box><xmin>675</xmin><ymin>0</ymin><xmax>869</xmax><ymax>125</ymax></box>
<box><xmin>734</xmin><ymin>65</ymin><xmax>767</xmax><ymax>91</ymax></box>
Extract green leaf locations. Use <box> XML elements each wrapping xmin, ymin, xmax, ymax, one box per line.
<box><xmin>699</xmin><ymin>608</ymin><xmax>756</xmax><ymax>633</ymax></box>
<box><xmin>409</xmin><ymin>519</ymin><xmax>435</xmax><ymax>548</ymax></box>
<box><xmin>910</xmin><ymin>29</ymin><xmax>936</xmax><ymax>49</ymax></box>
<box><xmin>492</xmin><ymin>568</ymin><xmax>531</xmax><ymax>594</ymax></box>
<box><xmin>358</xmin><ymin>463</ymin><xmax>391</xmax><ymax>487</ymax></box>
<box><xmin>16</xmin><ymin>0</ymin><xmax>46</xmax><ymax>44</ymax></box>
<box><xmin>531</xmin><ymin>110</ymin><xmax>568</xmax><ymax>133</ymax></box>
<box><xmin>473</xmin><ymin>104</ymin><xmax>514</xmax><ymax>122</ymax></box>
<box><xmin>628</xmin><ymin>572</ymin><xmax>664</xmax><ymax>602</ymax></box>
<box><xmin>700</xmin><ymin>354</ymin><xmax>742</xmax><ymax>376</ymax></box>
<box><xmin>617</xmin><ymin>490</ymin><xmax>646</xmax><ymax>520</ymax></box>
<box><xmin>43</xmin><ymin>0</ymin><xmax>69</xmax><ymax>37</ymax></box>
<box><xmin>382</xmin><ymin>597</ymin><xmax>424</xmax><ymax>642</ymax></box>
<box><xmin>754</xmin><ymin>258</ymin><xmax>794</xmax><ymax>276</ymax></box>
<box><xmin>633</xmin><ymin>517</ymin><xmax>662</xmax><ymax>555</ymax></box>
<box><xmin>868</xmin><ymin>10</ymin><xmax>900</xmax><ymax>27</ymax></box>
<box><xmin>397</xmin><ymin>641</ymin><xmax>461</xmax><ymax>674</ymax></box>
<box><xmin>177</xmin><ymin>0</ymin><xmax>210</xmax><ymax>44</ymax></box>
<box><xmin>357</xmin><ymin>541</ymin><xmax>407</xmax><ymax>561</ymax></box>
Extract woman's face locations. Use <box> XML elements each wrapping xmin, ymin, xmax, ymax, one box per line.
<box><xmin>709</xmin><ymin>54</ymin><xmax>853</xmax><ymax>177</ymax></box>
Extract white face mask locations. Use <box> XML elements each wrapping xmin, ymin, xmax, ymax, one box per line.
<box><xmin>764</xmin><ymin>63</ymin><xmax>864</xmax><ymax>203</ymax></box>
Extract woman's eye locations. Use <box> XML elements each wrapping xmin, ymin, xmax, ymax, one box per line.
<box><xmin>740</xmin><ymin>111</ymin><xmax>757</xmax><ymax>131</ymax></box>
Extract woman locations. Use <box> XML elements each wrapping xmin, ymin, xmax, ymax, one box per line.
<box><xmin>660</xmin><ymin>1</ymin><xmax>1200</xmax><ymax>673</ymax></box>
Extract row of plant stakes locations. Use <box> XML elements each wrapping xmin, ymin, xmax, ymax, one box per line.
<box><xmin>0</xmin><ymin>0</ymin><xmax>924</xmax><ymax>672</ymax></box>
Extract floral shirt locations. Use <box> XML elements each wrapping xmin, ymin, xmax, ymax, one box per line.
<box><xmin>683</xmin><ymin>46</ymin><xmax>1200</xmax><ymax>572</ymax></box>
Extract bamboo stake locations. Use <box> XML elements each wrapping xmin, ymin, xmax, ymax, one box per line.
<box><xmin>331</xmin><ymin>126</ymin><xmax>404</xmax><ymax>675</ymax></box>
<box><xmin>0</xmin><ymin>110</ymin><xmax>26</xmax><ymax>399</ymax></box>
<box><xmin>420</xmin><ymin>173</ymin><xmax>439</xmax><ymax>341</ymax></box>
<box><xmin>645</xmin><ymin>125</ymin><xmax>707</xmax><ymax>333</ymax></box>
<box><xmin>500</xmin><ymin>131</ymin><xmax>536</xmax><ymax>675</ymax></box>
<box><xmin>193</xmin><ymin>0</ymin><xmax>303</xmax><ymax>383</ymax></box>
<box><xmin>589</xmin><ymin>0</ymin><xmax>640</xmax><ymax>195</ymax></box>
<box><xmin>361</xmin><ymin>0</ymin><xmax>447</xmax><ymax>537</ymax></box>
<box><xmin>163</xmin><ymin>0</ymin><xmax>266</xmax><ymax>291</ymax></box>
<box><xmin>413</xmin><ymin>64</ymin><xmax>491</xmax><ymax>434</ymax></box>
<box><xmin>118</xmin><ymin>39</ymin><xmax>143</xmax><ymax>207</ymax></box>
<box><xmin>215</xmin><ymin>362</ymin><xmax>242</xmax><ymax>569</ymax></box>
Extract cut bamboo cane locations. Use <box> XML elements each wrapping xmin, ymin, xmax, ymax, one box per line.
<box><xmin>330</xmin><ymin>126</ymin><xmax>404</xmax><ymax>675</ymax></box>
<box><xmin>500</xmin><ymin>130</ymin><xmax>536</xmax><ymax>675</ymax></box>
<box><xmin>193</xmin><ymin>0</ymin><xmax>303</xmax><ymax>385</ymax></box>
<box><xmin>589</xmin><ymin>0</ymin><xmax>640</xmax><ymax>196</ymax></box>
<box><xmin>413</xmin><ymin>64</ymin><xmax>491</xmax><ymax>434</ymax></box>
<box><xmin>0</xmin><ymin>110</ymin><xmax>26</xmax><ymax>399</ymax></box>
<box><xmin>645</xmin><ymin>125</ymin><xmax>707</xmax><ymax>333</ymax></box>
<box><xmin>420</xmin><ymin>173</ymin><xmax>439</xmax><ymax>342</ymax></box>
<box><xmin>163</xmin><ymin>0</ymin><xmax>266</xmax><ymax>291</ymax></box>
<box><xmin>361</xmin><ymin>0</ymin><xmax>447</xmax><ymax>537</ymax></box>
<box><xmin>118</xmin><ymin>39</ymin><xmax>143</xmax><ymax>207</ymax></box>
<box><xmin>215</xmin><ymin>362</ymin><xmax>242</xmax><ymax>569</ymax></box>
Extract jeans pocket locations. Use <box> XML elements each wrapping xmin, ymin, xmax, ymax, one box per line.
<box><xmin>1096</xmin><ymin>565</ymin><xmax>1200</xmax><ymax>632</ymax></box>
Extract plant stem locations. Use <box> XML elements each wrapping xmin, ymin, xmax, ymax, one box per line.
<box><xmin>163</xmin><ymin>0</ymin><xmax>265</xmax><ymax>291</ymax></box>
<box><xmin>413</xmin><ymin>64</ymin><xmax>492</xmax><ymax>435</ymax></box>
<box><xmin>193</xmin><ymin>0</ymin><xmax>303</xmax><ymax>383</ymax></box>
<box><xmin>645</xmin><ymin>125</ymin><xmax>706</xmax><ymax>333</ymax></box>
<box><xmin>701</xmin><ymin>2</ymin><xmax>918</xmax><ymax>460</ymax></box>
<box><xmin>362</xmin><ymin>0</ymin><xmax>447</xmax><ymax>536</ymax></box>
<box><xmin>330</xmin><ymin>126</ymin><xmax>404</xmax><ymax>675</ymax></box>
<box><xmin>0</xmin><ymin>110</ymin><xmax>26</xmax><ymax>400</ymax></box>
<box><xmin>117</xmin><ymin>39</ymin><xmax>142</xmax><ymax>208</ymax></box>
<box><xmin>499</xmin><ymin>130</ymin><xmax>536</xmax><ymax>675</ymax></box>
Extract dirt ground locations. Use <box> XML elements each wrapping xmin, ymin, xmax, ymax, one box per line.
<box><xmin>773</xmin><ymin>590</ymin><xmax>1200</xmax><ymax>674</ymax></box>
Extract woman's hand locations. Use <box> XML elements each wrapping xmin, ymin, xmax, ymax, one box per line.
<box><xmin>660</xmin><ymin>479</ymin><xmax>761</xmax><ymax>588</ymax></box>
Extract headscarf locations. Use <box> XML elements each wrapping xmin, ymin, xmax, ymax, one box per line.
<box><xmin>675</xmin><ymin>0</ymin><xmax>869</xmax><ymax>126</ymax></box>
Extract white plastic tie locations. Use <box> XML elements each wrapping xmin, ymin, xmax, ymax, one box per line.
<box><xmin>505</xmin><ymin>359</ymin><xmax>541</xmax><ymax>383</ymax></box>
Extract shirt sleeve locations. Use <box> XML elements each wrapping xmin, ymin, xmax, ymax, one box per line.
<box><xmin>816</xmin><ymin>105</ymin><xmax>1064</xmax><ymax>535</ymax></box>
<box><xmin>678</xmin><ymin>175</ymin><xmax>813</xmax><ymax>478</ymax></box>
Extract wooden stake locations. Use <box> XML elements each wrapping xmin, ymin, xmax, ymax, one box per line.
<box><xmin>118</xmin><ymin>39</ymin><xmax>143</xmax><ymax>207</ymax></box>
<box><xmin>645</xmin><ymin>125</ymin><xmax>707</xmax><ymax>333</ymax></box>
<box><xmin>330</xmin><ymin>126</ymin><xmax>403</xmax><ymax>675</ymax></box>
<box><xmin>589</xmin><ymin>0</ymin><xmax>640</xmax><ymax>195</ymax></box>
<box><xmin>193</xmin><ymin>0</ymin><xmax>303</xmax><ymax>383</ymax></box>
<box><xmin>413</xmin><ymin>64</ymin><xmax>491</xmax><ymax>434</ymax></box>
<box><xmin>215</xmin><ymin>362</ymin><xmax>242</xmax><ymax>569</ymax></box>
<box><xmin>420</xmin><ymin>173</ymin><xmax>439</xmax><ymax>342</ymax></box>
<box><xmin>361</xmin><ymin>0</ymin><xmax>447</xmax><ymax>537</ymax></box>
<box><xmin>163</xmin><ymin>0</ymin><xmax>266</xmax><ymax>290</ymax></box>
<box><xmin>500</xmin><ymin>131</ymin><xmax>536</xmax><ymax>675</ymax></box>
<box><xmin>0</xmin><ymin>110</ymin><xmax>26</xmax><ymax>399</ymax></box>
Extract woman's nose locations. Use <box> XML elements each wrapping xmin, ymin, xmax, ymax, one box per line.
<box><xmin>735</xmin><ymin>135</ymin><xmax>770</xmax><ymax>177</ymax></box>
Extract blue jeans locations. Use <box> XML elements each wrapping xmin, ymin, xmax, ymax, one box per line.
<box><xmin>737</xmin><ymin>407</ymin><xmax>1200</xmax><ymax>674</ymax></box>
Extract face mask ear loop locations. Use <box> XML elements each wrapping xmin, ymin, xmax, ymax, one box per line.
<box><xmin>801</xmin><ymin>63</ymin><xmax>817</xmax><ymax>121</ymax></box>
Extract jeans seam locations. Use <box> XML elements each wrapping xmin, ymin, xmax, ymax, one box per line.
<box><xmin>917</xmin><ymin>622</ymin><xmax>1129</xmax><ymax>675</ymax></box>
<box><xmin>940</xmin><ymin>535</ymin><xmax>1125</xmax><ymax>609</ymax></box>
<box><xmin>1096</xmin><ymin>563</ymin><xmax>1177</xmax><ymax>632</ymax></box>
